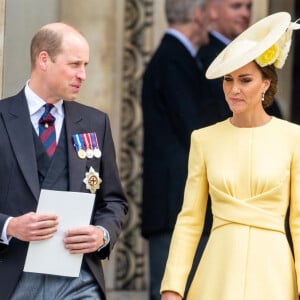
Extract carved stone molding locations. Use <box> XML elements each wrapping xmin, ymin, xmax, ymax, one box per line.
<box><xmin>114</xmin><ymin>0</ymin><xmax>154</xmax><ymax>292</ymax></box>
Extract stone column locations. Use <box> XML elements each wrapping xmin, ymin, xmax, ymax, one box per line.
<box><xmin>2</xmin><ymin>0</ymin><xmax>59</xmax><ymax>98</ymax></box>
<box><xmin>60</xmin><ymin>1</ymin><xmax>152</xmax><ymax>299</ymax></box>
<box><xmin>251</xmin><ymin>0</ymin><xmax>268</xmax><ymax>22</ymax></box>
<box><xmin>60</xmin><ymin>0</ymin><xmax>123</xmax><ymax>147</ymax></box>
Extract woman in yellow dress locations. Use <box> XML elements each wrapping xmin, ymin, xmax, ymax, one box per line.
<box><xmin>161</xmin><ymin>12</ymin><xmax>300</xmax><ymax>300</ymax></box>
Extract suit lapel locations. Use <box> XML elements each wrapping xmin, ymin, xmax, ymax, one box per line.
<box><xmin>3</xmin><ymin>91</ymin><xmax>40</xmax><ymax>200</ymax></box>
<box><xmin>3</xmin><ymin>94</ymin><xmax>90</xmax><ymax>198</ymax></box>
<box><xmin>64</xmin><ymin>101</ymin><xmax>87</xmax><ymax>192</ymax></box>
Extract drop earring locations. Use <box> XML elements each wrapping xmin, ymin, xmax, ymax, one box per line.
<box><xmin>261</xmin><ymin>91</ymin><xmax>265</xmax><ymax>102</ymax></box>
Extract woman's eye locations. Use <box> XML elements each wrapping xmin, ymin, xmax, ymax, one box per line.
<box><xmin>241</xmin><ymin>78</ymin><xmax>252</xmax><ymax>83</ymax></box>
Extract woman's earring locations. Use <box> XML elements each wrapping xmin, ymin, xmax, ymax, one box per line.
<box><xmin>261</xmin><ymin>91</ymin><xmax>265</xmax><ymax>102</ymax></box>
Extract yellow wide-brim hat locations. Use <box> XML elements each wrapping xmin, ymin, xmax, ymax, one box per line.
<box><xmin>206</xmin><ymin>12</ymin><xmax>299</xmax><ymax>79</ymax></box>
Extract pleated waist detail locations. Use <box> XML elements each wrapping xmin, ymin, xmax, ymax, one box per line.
<box><xmin>210</xmin><ymin>184</ymin><xmax>285</xmax><ymax>234</ymax></box>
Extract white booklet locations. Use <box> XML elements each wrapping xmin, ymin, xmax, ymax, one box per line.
<box><xmin>23</xmin><ymin>189</ymin><xmax>95</xmax><ymax>277</ymax></box>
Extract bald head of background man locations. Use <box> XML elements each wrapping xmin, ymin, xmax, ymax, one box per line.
<box><xmin>208</xmin><ymin>0</ymin><xmax>252</xmax><ymax>40</ymax></box>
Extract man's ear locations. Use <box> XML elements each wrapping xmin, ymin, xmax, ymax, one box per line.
<box><xmin>38</xmin><ymin>51</ymin><xmax>50</xmax><ymax>71</ymax></box>
<box><xmin>208</xmin><ymin>1</ymin><xmax>219</xmax><ymax>22</ymax></box>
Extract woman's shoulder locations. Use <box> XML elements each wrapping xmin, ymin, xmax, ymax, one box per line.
<box><xmin>190</xmin><ymin>119</ymin><xmax>229</xmax><ymax>148</ymax></box>
<box><xmin>191</xmin><ymin>117</ymin><xmax>300</xmax><ymax>141</ymax></box>
<box><xmin>192</xmin><ymin>119</ymin><xmax>229</xmax><ymax>136</ymax></box>
<box><xmin>272</xmin><ymin>117</ymin><xmax>300</xmax><ymax>134</ymax></box>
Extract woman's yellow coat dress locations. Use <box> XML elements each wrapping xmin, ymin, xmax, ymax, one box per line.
<box><xmin>161</xmin><ymin>117</ymin><xmax>300</xmax><ymax>300</ymax></box>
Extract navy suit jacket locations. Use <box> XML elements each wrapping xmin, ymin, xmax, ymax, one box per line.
<box><xmin>141</xmin><ymin>33</ymin><xmax>219</xmax><ymax>238</ymax></box>
<box><xmin>0</xmin><ymin>89</ymin><xmax>128</xmax><ymax>300</ymax></box>
<box><xmin>197</xmin><ymin>32</ymin><xmax>232</xmax><ymax>119</ymax></box>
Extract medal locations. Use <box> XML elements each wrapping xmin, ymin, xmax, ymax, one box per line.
<box><xmin>78</xmin><ymin>149</ymin><xmax>86</xmax><ymax>159</ymax></box>
<box><xmin>93</xmin><ymin>148</ymin><xmax>101</xmax><ymax>158</ymax></box>
<box><xmin>73</xmin><ymin>134</ymin><xmax>87</xmax><ymax>159</ymax></box>
<box><xmin>91</xmin><ymin>133</ymin><xmax>102</xmax><ymax>158</ymax></box>
<box><xmin>82</xmin><ymin>133</ymin><xmax>94</xmax><ymax>159</ymax></box>
<box><xmin>86</xmin><ymin>149</ymin><xmax>94</xmax><ymax>159</ymax></box>
<box><xmin>83</xmin><ymin>166</ymin><xmax>102</xmax><ymax>193</ymax></box>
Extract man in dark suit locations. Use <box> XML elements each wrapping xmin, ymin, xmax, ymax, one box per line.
<box><xmin>141</xmin><ymin>1</ymin><xmax>217</xmax><ymax>299</ymax></box>
<box><xmin>197</xmin><ymin>0</ymin><xmax>282</xmax><ymax>117</ymax></box>
<box><xmin>0</xmin><ymin>23</ymin><xmax>127</xmax><ymax>300</ymax></box>
<box><xmin>197</xmin><ymin>0</ymin><xmax>252</xmax><ymax>119</ymax></box>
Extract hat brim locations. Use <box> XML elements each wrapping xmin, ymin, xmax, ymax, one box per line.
<box><xmin>205</xmin><ymin>12</ymin><xmax>291</xmax><ymax>79</ymax></box>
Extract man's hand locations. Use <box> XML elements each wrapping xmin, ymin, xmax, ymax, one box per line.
<box><xmin>7</xmin><ymin>212</ymin><xmax>58</xmax><ymax>242</ymax></box>
<box><xmin>63</xmin><ymin>225</ymin><xmax>104</xmax><ymax>254</ymax></box>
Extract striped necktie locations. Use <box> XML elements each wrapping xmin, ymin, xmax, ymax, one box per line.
<box><xmin>38</xmin><ymin>103</ymin><xmax>56</xmax><ymax>158</ymax></box>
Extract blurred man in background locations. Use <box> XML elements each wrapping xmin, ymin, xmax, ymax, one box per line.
<box><xmin>141</xmin><ymin>1</ymin><xmax>211</xmax><ymax>299</ymax></box>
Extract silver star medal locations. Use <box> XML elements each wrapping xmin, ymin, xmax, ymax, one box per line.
<box><xmin>83</xmin><ymin>167</ymin><xmax>102</xmax><ymax>193</ymax></box>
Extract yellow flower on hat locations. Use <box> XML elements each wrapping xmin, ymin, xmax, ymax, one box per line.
<box><xmin>256</xmin><ymin>22</ymin><xmax>297</xmax><ymax>69</ymax></box>
<box><xmin>255</xmin><ymin>43</ymin><xmax>280</xmax><ymax>67</ymax></box>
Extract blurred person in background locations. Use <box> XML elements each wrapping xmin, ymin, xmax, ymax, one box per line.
<box><xmin>141</xmin><ymin>0</ymin><xmax>212</xmax><ymax>299</ymax></box>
